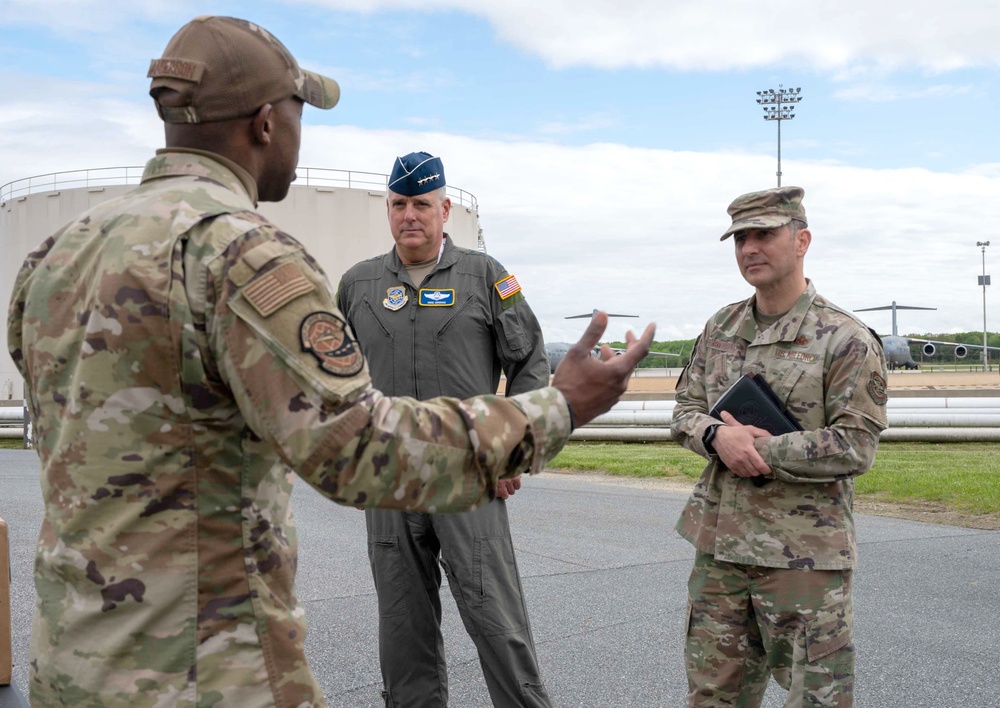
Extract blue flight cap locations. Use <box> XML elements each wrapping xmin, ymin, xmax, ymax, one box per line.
<box><xmin>387</xmin><ymin>151</ymin><xmax>446</xmax><ymax>196</ymax></box>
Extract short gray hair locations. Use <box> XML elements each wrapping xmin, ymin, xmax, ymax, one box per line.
<box><xmin>387</xmin><ymin>186</ymin><xmax>447</xmax><ymax>203</ymax></box>
<box><xmin>787</xmin><ymin>219</ymin><xmax>807</xmax><ymax>235</ymax></box>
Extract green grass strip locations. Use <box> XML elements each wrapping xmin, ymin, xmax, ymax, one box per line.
<box><xmin>550</xmin><ymin>441</ymin><xmax>1000</xmax><ymax>516</ymax></box>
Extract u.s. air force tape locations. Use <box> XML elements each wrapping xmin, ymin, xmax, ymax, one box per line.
<box><xmin>299</xmin><ymin>311</ymin><xmax>365</xmax><ymax>377</ymax></box>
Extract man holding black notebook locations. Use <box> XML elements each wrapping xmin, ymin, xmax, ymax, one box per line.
<box><xmin>672</xmin><ymin>186</ymin><xmax>888</xmax><ymax>707</ymax></box>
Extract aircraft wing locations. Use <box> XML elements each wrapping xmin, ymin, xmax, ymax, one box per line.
<box><xmin>607</xmin><ymin>348</ymin><xmax>679</xmax><ymax>358</ymax></box>
<box><xmin>566</xmin><ymin>311</ymin><xmax>639</xmax><ymax>320</ymax></box>
<box><xmin>905</xmin><ymin>337</ymin><xmax>1000</xmax><ymax>355</ymax></box>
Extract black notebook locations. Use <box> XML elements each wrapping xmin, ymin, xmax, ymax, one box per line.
<box><xmin>709</xmin><ymin>372</ymin><xmax>802</xmax><ymax>486</ymax></box>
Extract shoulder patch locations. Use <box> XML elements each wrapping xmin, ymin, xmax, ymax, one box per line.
<box><xmin>494</xmin><ymin>274</ymin><xmax>521</xmax><ymax>300</ymax></box>
<box><xmin>867</xmin><ymin>370</ymin><xmax>888</xmax><ymax>405</ymax></box>
<box><xmin>242</xmin><ymin>262</ymin><xmax>315</xmax><ymax>317</ymax></box>
<box><xmin>299</xmin><ymin>312</ymin><xmax>365</xmax><ymax>377</ymax></box>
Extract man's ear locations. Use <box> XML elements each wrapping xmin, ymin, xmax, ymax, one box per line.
<box><xmin>441</xmin><ymin>197</ymin><xmax>452</xmax><ymax>223</ymax></box>
<box><xmin>251</xmin><ymin>103</ymin><xmax>274</xmax><ymax>146</ymax></box>
<box><xmin>797</xmin><ymin>227</ymin><xmax>812</xmax><ymax>256</ymax></box>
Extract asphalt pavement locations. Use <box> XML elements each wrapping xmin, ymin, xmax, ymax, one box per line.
<box><xmin>1</xmin><ymin>450</ymin><xmax>997</xmax><ymax>707</ymax></box>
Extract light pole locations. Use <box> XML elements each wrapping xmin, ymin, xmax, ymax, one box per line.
<box><xmin>757</xmin><ymin>85</ymin><xmax>802</xmax><ymax>187</ymax></box>
<box><xmin>977</xmin><ymin>240</ymin><xmax>990</xmax><ymax>371</ymax></box>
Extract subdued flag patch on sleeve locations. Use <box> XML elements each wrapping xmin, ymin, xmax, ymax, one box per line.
<box><xmin>494</xmin><ymin>274</ymin><xmax>521</xmax><ymax>300</ymax></box>
<box><xmin>242</xmin><ymin>262</ymin><xmax>316</xmax><ymax>317</ymax></box>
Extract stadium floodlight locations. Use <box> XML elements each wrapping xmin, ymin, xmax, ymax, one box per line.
<box><xmin>756</xmin><ymin>85</ymin><xmax>803</xmax><ymax>187</ymax></box>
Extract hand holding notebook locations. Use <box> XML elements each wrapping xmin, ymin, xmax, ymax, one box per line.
<box><xmin>709</xmin><ymin>372</ymin><xmax>803</xmax><ymax>485</ymax></box>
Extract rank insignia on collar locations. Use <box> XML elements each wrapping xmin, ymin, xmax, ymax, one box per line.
<box><xmin>300</xmin><ymin>311</ymin><xmax>365</xmax><ymax>377</ymax></box>
<box><xmin>383</xmin><ymin>286</ymin><xmax>408</xmax><ymax>311</ymax></box>
<box><xmin>419</xmin><ymin>289</ymin><xmax>455</xmax><ymax>306</ymax></box>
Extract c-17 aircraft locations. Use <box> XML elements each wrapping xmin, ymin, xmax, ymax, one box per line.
<box><xmin>854</xmin><ymin>301</ymin><xmax>1000</xmax><ymax>370</ymax></box>
<box><xmin>544</xmin><ymin>310</ymin><xmax>680</xmax><ymax>371</ymax></box>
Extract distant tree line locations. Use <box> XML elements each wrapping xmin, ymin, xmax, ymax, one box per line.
<box><xmin>608</xmin><ymin>339</ymin><xmax>695</xmax><ymax>368</ymax></box>
<box><xmin>608</xmin><ymin>331</ymin><xmax>1000</xmax><ymax>368</ymax></box>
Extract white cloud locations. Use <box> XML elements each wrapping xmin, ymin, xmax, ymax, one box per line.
<box><xmin>7</xmin><ymin>0</ymin><xmax>1000</xmax><ymax>78</ymax></box>
<box><xmin>3</xmin><ymin>75</ymin><xmax>999</xmax><ymax>345</ymax></box>
<box><xmin>299</xmin><ymin>125</ymin><xmax>1000</xmax><ymax>342</ymax></box>
<box><xmin>0</xmin><ymin>0</ymin><xmax>198</xmax><ymax>34</ymax></box>
<box><xmin>0</xmin><ymin>77</ymin><xmax>160</xmax><ymax>184</ymax></box>
<box><xmin>293</xmin><ymin>0</ymin><xmax>1000</xmax><ymax>72</ymax></box>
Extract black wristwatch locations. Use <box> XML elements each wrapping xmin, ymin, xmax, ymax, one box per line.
<box><xmin>702</xmin><ymin>424</ymin><xmax>721</xmax><ymax>454</ymax></box>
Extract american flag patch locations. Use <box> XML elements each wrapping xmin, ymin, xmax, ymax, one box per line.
<box><xmin>494</xmin><ymin>274</ymin><xmax>521</xmax><ymax>300</ymax></box>
<box><xmin>243</xmin><ymin>262</ymin><xmax>315</xmax><ymax>317</ymax></box>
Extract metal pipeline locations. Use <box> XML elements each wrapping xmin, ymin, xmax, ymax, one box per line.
<box><xmin>569</xmin><ymin>397</ymin><xmax>1000</xmax><ymax>442</ymax></box>
<box><xmin>569</xmin><ymin>426</ymin><xmax>1000</xmax><ymax>442</ymax></box>
<box><xmin>7</xmin><ymin>397</ymin><xmax>1000</xmax><ymax>442</ymax></box>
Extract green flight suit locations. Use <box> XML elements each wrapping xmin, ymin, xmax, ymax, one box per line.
<box><xmin>338</xmin><ymin>236</ymin><xmax>552</xmax><ymax>707</ymax></box>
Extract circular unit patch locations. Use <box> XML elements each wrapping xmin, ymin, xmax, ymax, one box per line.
<box><xmin>300</xmin><ymin>311</ymin><xmax>365</xmax><ymax>377</ymax></box>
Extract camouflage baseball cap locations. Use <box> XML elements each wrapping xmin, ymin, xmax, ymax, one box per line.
<box><xmin>148</xmin><ymin>15</ymin><xmax>340</xmax><ymax>124</ymax></box>
<box><xmin>720</xmin><ymin>186</ymin><xmax>807</xmax><ymax>240</ymax></box>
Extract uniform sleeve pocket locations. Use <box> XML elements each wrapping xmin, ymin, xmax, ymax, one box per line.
<box><xmin>495</xmin><ymin>307</ymin><xmax>530</xmax><ymax>363</ymax></box>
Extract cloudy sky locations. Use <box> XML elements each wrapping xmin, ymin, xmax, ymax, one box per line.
<box><xmin>2</xmin><ymin>0</ymin><xmax>999</xmax><ymax>343</ymax></box>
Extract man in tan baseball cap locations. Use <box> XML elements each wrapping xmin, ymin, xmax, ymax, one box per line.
<box><xmin>10</xmin><ymin>13</ymin><xmax>655</xmax><ymax>708</ymax></box>
<box><xmin>145</xmin><ymin>15</ymin><xmax>340</xmax><ymax>203</ymax></box>
<box><xmin>148</xmin><ymin>15</ymin><xmax>340</xmax><ymax>124</ymax></box>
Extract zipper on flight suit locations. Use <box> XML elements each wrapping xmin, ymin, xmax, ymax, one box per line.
<box><xmin>409</xmin><ymin>284</ymin><xmax>420</xmax><ymax>399</ymax></box>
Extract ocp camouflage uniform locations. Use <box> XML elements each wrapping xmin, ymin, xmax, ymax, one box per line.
<box><xmin>6</xmin><ymin>150</ymin><xmax>572</xmax><ymax>707</ymax></box>
<box><xmin>672</xmin><ymin>280</ymin><xmax>888</xmax><ymax>707</ymax></box>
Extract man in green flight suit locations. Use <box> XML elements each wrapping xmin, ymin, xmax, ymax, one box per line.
<box><xmin>671</xmin><ymin>186</ymin><xmax>888</xmax><ymax>707</ymax></box>
<box><xmin>7</xmin><ymin>16</ymin><xmax>654</xmax><ymax>707</ymax></box>
<box><xmin>337</xmin><ymin>152</ymin><xmax>553</xmax><ymax>707</ymax></box>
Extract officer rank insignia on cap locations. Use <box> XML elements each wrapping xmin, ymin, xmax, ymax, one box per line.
<box><xmin>494</xmin><ymin>275</ymin><xmax>521</xmax><ymax>300</ymax></box>
<box><xmin>300</xmin><ymin>311</ymin><xmax>364</xmax><ymax>376</ymax></box>
<box><xmin>383</xmin><ymin>286</ymin><xmax>408</xmax><ymax>311</ymax></box>
<box><xmin>419</xmin><ymin>289</ymin><xmax>455</xmax><ymax>306</ymax></box>
<box><xmin>387</xmin><ymin>151</ymin><xmax>446</xmax><ymax>197</ymax></box>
